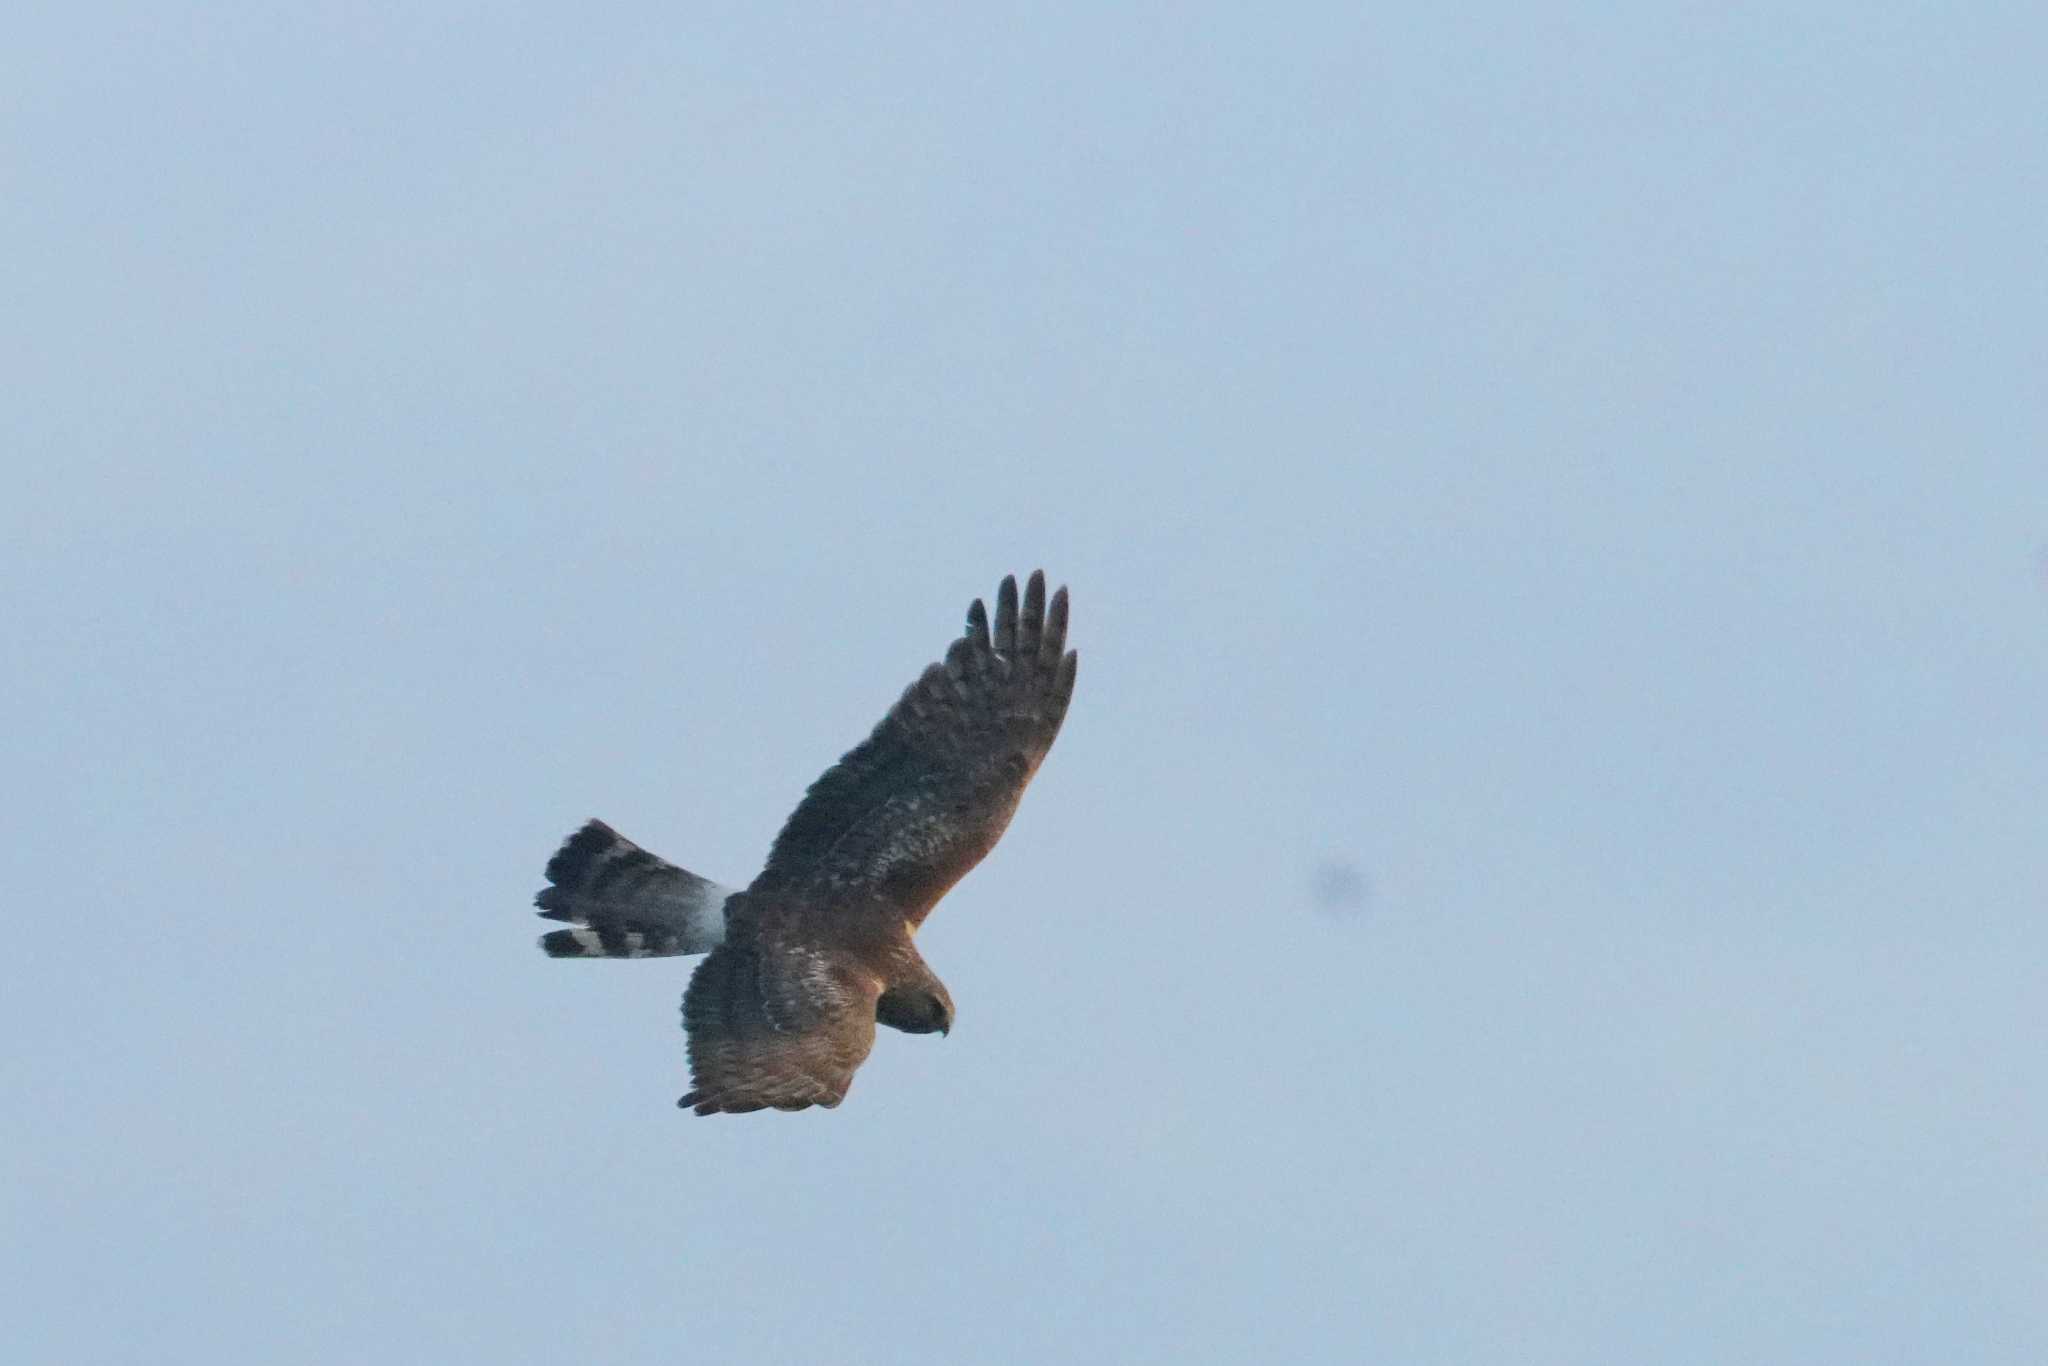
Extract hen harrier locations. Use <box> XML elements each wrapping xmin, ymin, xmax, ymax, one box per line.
<box><xmin>532</xmin><ymin>571</ymin><xmax>1077</xmax><ymax>1115</ymax></box>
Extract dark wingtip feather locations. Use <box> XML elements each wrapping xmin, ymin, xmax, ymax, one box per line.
<box><xmin>965</xmin><ymin>597</ymin><xmax>990</xmax><ymax>646</ymax></box>
<box><xmin>1041</xmin><ymin>585</ymin><xmax>1070</xmax><ymax>663</ymax></box>
<box><xmin>1018</xmin><ymin>572</ymin><xmax>1047</xmax><ymax>653</ymax></box>
<box><xmin>994</xmin><ymin>576</ymin><xmax>1019</xmax><ymax>652</ymax></box>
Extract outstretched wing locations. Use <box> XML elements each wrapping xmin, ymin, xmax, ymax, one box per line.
<box><xmin>678</xmin><ymin>940</ymin><xmax>879</xmax><ymax>1115</ymax></box>
<box><xmin>751</xmin><ymin>570</ymin><xmax>1078</xmax><ymax>924</ymax></box>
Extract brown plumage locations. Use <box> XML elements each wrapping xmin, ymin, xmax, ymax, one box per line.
<box><xmin>535</xmin><ymin>571</ymin><xmax>1078</xmax><ymax>1116</ymax></box>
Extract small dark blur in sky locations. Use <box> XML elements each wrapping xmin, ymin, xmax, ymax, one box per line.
<box><xmin>1312</xmin><ymin>861</ymin><xmax>1372</xmax><ymax>916</ymax></box>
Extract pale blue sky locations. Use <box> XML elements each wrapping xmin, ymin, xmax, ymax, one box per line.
<box><xmin>5</xmin><ymin>6</ymin><xmax>2045</xmax><ymax>1363</ymax></box>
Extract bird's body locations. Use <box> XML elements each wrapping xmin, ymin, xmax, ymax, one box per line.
<box><xmin>531</xmin><ymin>571</ymin><xmax>1077</xmax><ymax>1115</ymax></box>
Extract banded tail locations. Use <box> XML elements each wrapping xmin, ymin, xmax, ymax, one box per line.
<box><xmin>534</xmin><ymin>819</ymin><xmax>738</xmax><ymax>959</ymax></box>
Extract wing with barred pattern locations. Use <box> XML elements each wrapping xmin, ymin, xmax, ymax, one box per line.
<box><xmin>750</xmin><ymin>571</ymin><xmax>1077</xmax><ymax>928</ymax></box>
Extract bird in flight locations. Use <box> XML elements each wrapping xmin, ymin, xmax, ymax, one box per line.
<box><xmin>532</xmin><ymin>571</ymin><xmax>1078</xmax><ymax>1115</ymax></box>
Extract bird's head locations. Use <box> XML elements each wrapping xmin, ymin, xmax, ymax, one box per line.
<box><xmin>877</xmin><ymin>978</ymin><xmax>953</xmax><ymax>1037</ymax></box>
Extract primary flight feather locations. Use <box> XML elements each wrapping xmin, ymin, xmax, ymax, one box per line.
<box><xmin>530</xmin><ymin>571</ymin><xmax>1078</xmax><ymax>1115</ymax></box>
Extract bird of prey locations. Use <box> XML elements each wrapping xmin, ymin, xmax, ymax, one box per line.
<box><xmin>532</xmin><ymin>571</ymin><xmax>1078</xmax><ymax>1115</ymax></box>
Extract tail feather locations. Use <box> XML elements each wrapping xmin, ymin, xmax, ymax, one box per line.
<box><xmin>542</xmin><ymin>926</ymin><xmax>690</xmax><ymax>959</ymax></box>
<box><xmin>532</xmin><ymin>819</ymin><xmax>736</xmax><ymax>959</ymax></box>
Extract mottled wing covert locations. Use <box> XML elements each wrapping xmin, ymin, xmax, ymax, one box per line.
<box><xmin>678</xmin><ymin>941</ymin><xmax>880</xmax><ymax>1115</ymax></box>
